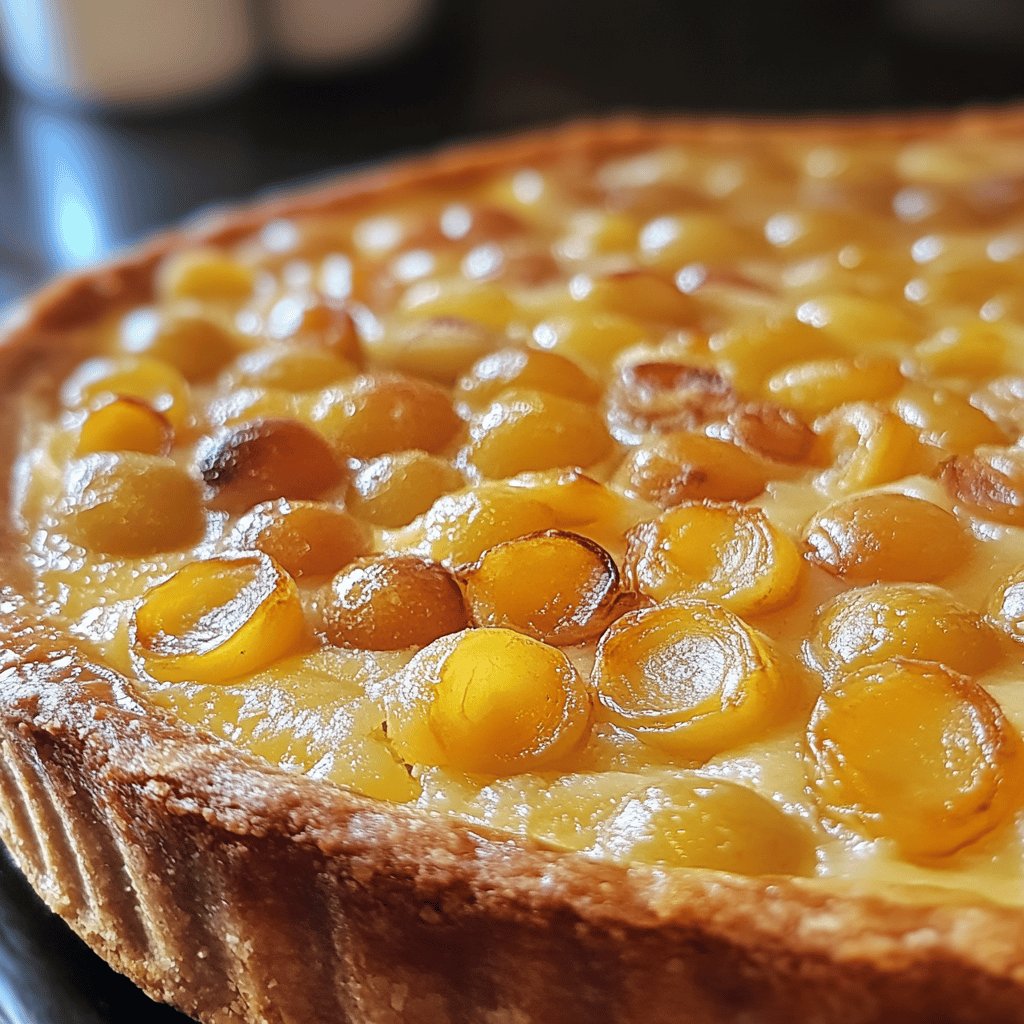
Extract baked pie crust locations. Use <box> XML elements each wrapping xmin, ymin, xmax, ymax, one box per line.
<box><xmin>4</xmin><ymin>114</ymin><xmax>1024</xmax><ymax>1023</ymax></box>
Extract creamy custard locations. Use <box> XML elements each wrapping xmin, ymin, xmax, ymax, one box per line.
<box><xmin>10</xmin><ymin>133</ymin><xmax>1024</xmax><ymax>904</ymax></box>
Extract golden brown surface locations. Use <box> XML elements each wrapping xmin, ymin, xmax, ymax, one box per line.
<box><xmin>5</xmin><ymin>111</ymin><xmax>1024</xmax><ymax>1022</ymax></box>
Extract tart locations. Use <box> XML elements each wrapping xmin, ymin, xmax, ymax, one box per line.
<box><xmin>4</xmin><ymin>113</ymin><xmax>1024</xmax><ymax>1023</ymax></box>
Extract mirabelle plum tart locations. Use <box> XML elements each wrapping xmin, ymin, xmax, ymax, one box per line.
<box><xmin>803</xmin><ymin>492</ymin><xmax>972</xmax><ymax>583</ymax></box>
<box><xmin>989</xmin><ymin>565</ymin><xmax>1024</xmax><ymax>645</ymax></box>
<box><xmin>625</xmin><ymin>501</ymin><xmax>804</xmax><ymax>615</ymax></box>
<box><xmin>117</xmin><ymin>306</ymin><xmax>243</xmax><ymax>381</ymax></box>
<box><xmin>594</xmin><ymin>600</ymin><xmax>804</xmax><ymax>762</ymax></box>
<box><xmin>461</xmin><ymin>529</ymin><xmax>624</xmax><ymax>644</ymax></box>
<box><xmin>131</xmin><ymin>551</ymin><xmax>309</xmax><ymax>685</ymax></box>
<box><xmin>807</xmin><ymin>660</ymin><xmax>1024</xmax><ymax>861</ymax></box>
<box><xmin>807</xmin><ymin>581</ymin><xmax>1003</xmax><ymax>680</ymax></box>
<box><xmin>62</xmin><ymin>354</ymin><xmax>194</xmax><ymax>432</ymax></box>
<box><xmin>233</xmin><ymin>500</ymin><xmax>371</xmax><ymax>581</ymax></box>
<box><xmin>383</xmin><ymin>628</ymin><xmax>592</xmax><ymax>775</ymax></box>
<box><xmin>75</xmin><ymin>396</ymin><xmax>175</xmax><ymax>457</ymax></box>
<box><xmin>323</xmin><ymin>555</ymin><xmax>469</xmax><ymax>651</ymax></box>
<box><xmin>11</xmin><ymin>120</ymin><xmax>1024</xmax><ymax>1020</ymax></box>
<box><xmin>531</xmin><ymin>770</ymin><xmax>817</xmax><ymax>875</ymax></box>
<box><xmin>613</xmin><ymin>430</ymin><xmax>770</xmax><ymax>506</ymax></box>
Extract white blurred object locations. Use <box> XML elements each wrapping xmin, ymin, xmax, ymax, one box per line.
<box><xmin>0</xmin><ymin>0</ymin><xmax>259</xmax><ymax>109</ymax></box>
<box><xmin>0</xmin><ymin>0</ymin><xmax>438</xmax><ymax>110</ymax></box>
<box><xmin>262</xmin><ymin>0</ymin><xmax>436</xmax><ymax>69</ymax></box>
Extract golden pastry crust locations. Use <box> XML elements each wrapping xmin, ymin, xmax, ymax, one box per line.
<box><xmin>4</xmin><ymin>111</ymin><xmax>1024</xmax><ymax>1023</ymax></box>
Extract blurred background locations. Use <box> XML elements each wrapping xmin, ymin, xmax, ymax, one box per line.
<box><xmin>1</xmin><ymin>0</ymin><xmax>1024</xmax><ymax>1019</ymax></box>
<box><xmin>2</xmin><ymin>0</ymin><xmax>1024</xmax><ymax>310</ymax></box>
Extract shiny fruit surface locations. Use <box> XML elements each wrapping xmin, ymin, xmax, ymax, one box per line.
<box><xmin>323</xmin><ymin>556</ymin><xmax>469</xmax><ymax>651</ymax></box>
<box><xmin>808</xmin><ymin>583</ymin><xmax>999</xmax><ymax>680</ymax></box>
<box><xmin>595</xmin><ymin>601</ymin><xmax>797</xmax><ymax>761</ymax></box>
<box><xmin>808</xmin><ymin>660</ymin><xmax>1023</xmax><ymax>859</ymax></box>
<box><xmin>133</xmin><ymin>552</ymin><xmax>307</xmax><ymax>684</ymax></box>
<box><xmin>384</xmin><ymin>628</ymin><xmax>592</xmax><ymax>774</ymax></box>
<box><xmin>463</xmin><ymin>530</ymin><xmax>621</xmax><ymax>645</ymax></box>
<box><xmin>626</xmin><ymin>502</ymin><xmax>802</xmax><ymax>616</ymax></box>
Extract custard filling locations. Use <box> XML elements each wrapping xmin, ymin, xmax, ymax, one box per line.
<box><xmin>11</xmin><ymin>131</ymin><xmax>1024</xmax><ymax>903</ymax></box>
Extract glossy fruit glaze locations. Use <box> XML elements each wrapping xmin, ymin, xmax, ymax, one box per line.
<box><xmin>11</xmin><ymin>129</ymin><xmax>1024</xmax><ymax>901</ymax></box>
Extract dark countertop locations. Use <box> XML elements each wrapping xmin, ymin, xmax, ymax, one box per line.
<box><xmin>1</xmin><ymin>1</ymin><xmax>1023</xmax><ymax>1020</ymax></box>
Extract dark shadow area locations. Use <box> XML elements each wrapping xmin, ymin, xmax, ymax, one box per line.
<box><xmin>0</xmin><ymin>847</ymin><xmax>187</xmax><ymax>1023</ymax></box>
